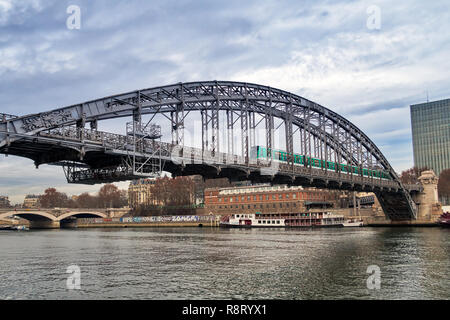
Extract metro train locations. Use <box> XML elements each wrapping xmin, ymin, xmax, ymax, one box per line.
<box><xmin>250</xmin><ymin>146</ymin><xmax>391</xmax><ymax>180</ymax></box>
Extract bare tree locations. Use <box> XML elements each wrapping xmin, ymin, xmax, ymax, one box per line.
<box><xmin>399</xmin><ymin>166</ymin><xmax>429</xmax><ymax>184</ymax></box>
<box><xmin>39</xmin><ymin>188</ymin><xmax>69</xmax><ymax>208</ymax></box>
<box><xmin>438</xmin><ymin>169</ymin><xmax>450</xmax><ymax>201</ymax></box>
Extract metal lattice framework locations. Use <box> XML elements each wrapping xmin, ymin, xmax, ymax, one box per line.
<box><xmin>0</xmin><ymin>81</ymin><xmax>418</xmax><ymax>220</ymax></box>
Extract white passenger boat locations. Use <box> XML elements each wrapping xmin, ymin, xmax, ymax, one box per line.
<box><xmin>220</xmin><ymin>212</ymin><xmax>344</xmax><ymax>228</ymax></box>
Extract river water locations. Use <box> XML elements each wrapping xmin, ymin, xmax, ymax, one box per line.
<box><xmin>0</xmin><ymin>227</ymin><xmax>448</xmax><ymax>300</ymax></box>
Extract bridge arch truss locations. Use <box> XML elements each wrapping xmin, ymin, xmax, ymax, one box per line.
<box><xmin>0</xmin><ymin>81</ymin><xmax>417</xmax><ymax>220</ymax></box>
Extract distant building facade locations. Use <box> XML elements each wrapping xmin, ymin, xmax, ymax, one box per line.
<box><xmin>204</xmin><ymin>184</ymin><xmax>343</xmax><ymax>215</ymax></box>
<box><xmin>411</xmin><ymin>98</ymin><xmax>450</xmax><ymax>176</ymax></box>
<box><xmin>0</xmin><ymin>195</ymin><xmax>10</xmax><ymax>208</ymax></box>
<box><xmin>23</xmin><ymin>195</ymin><xmax>40</xmax><ymax>208</ymax></box>
<box><xmin>128</xmin><ymin>178</ymin><xmax>158</xmax><ymax>208</ymax></box>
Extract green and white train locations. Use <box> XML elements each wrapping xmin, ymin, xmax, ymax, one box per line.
<box><xmin>250</xmin><ymin>146</ymin><xmax>391</xmax><ymax>180</ymax></box>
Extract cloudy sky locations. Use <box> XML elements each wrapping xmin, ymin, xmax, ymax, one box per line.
<box><xmin>1</xmin><ymin>0</ymin><xmax>450</xmax><ymax>204</ymax></box>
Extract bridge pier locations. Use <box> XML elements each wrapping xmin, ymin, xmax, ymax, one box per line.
<box><xmin>413</xmin><ymin>170</ymin><xmax>443</xmax><ymax>221</ymax></box>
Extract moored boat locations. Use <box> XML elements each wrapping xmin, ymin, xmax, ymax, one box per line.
<box><xmin>342</xmin><ymin>218</ymin><xmax>364</xmax><ymax>227</ymax></box>
<box><xmin>437</xmin><ymin>212</ymin><xmax>450</xmax><ymax>228</ymax></box>
<box><xmin>0</xmin><ymin>225</ymin><xmax>29</xmax><ymax>231</ymax></box>
<box><xmin>219</xmin><ymin>211</ymin><xmax>344</xmax><ymax>228</ymax></box>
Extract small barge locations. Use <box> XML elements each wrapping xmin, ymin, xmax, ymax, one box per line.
<box><xmin>219</xmin><ymin>212</ymin><xmax>345</xmax><ymax>228</ymax></box>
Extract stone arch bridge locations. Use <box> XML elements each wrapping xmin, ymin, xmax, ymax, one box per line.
<box><xmin>0</xmin><ymin>209</ymin><xmax>108</xmax><ymax>229</ymax></box>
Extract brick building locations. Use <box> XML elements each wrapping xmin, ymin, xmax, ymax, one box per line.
<box><xmin>204</xmin><ymin>184</ymin><xmax>343</xmax><ymax>215</ymax></box>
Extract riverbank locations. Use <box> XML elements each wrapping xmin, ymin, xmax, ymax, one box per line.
<box><xmin>77</xmin><ymin>221</ymin><xmax>218</xmax><ymax>228</ymax></box>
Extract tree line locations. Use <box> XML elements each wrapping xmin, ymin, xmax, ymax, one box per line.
<box><xmin>38</xmin><ymin>184</ymin><xmax>128</xmax><ymax>208</ymax></box>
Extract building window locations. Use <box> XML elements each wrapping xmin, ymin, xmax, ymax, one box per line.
<box><xmin>279</xmin><ymin>194</ymin><xmax>282</xmax><ymax>199</ymax></box>
<box><xmin>266</xmin><ymin>195</ymin><xmax>269</xmax><ymax>200</ymax></box>
<box><xmin>286</xmin><ymin>194</ymin><xmax>289</xmax><ymax>199</ymax></box>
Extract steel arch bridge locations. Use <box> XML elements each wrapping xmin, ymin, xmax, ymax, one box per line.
<box><xmin>0</xmin><ymin>81</ymin><xmax>419</xmax><ymax>220</ymax></box>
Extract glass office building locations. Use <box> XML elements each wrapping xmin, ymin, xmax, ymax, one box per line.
<box><xmin>410</xmin><ymin>98</ymin><xmax>450</xmax><ymax>178</ymax></box>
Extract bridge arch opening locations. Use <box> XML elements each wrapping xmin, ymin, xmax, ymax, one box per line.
<box><xmin>57</xmin><ymin>212</ymin><xmax>107</xmax><ymax>222</ymax></box>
